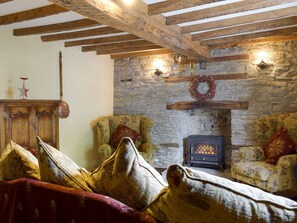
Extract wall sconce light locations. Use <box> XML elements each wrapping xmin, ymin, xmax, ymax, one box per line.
<box><xmin>254</xmin><ymin>51</ymin><xmax>272</xmax><ymax>69</ymax></box>
<box><xmin>199</xmin><ymin>57</ymin><xmax>207</xmax><ymax>69</ymax></box>
<box><xmin>154</xmin><ymin>68</ymin><xmax>163</xmax><ymax>76</ymax></box>
<box><xmin>173</xmin><ymin>53</ymin><xmax>187</xmax><ymax>64</ymax></box>
<box><xmin>257</xmin><ymin>59</ymin><xmax>268</xmax><ymax>69</ymax></box>
<box><xmin>153</xmin><ymin>59</ymin><xmax>164</xmax><ymax>76</ymax></box>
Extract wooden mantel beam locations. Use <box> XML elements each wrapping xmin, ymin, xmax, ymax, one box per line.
<box><xmin>166</xmin><ymin>100</ymin><xmax>249</xmax><ymax>110</ymax></box>
<box><xmin>48</xmin><ymin>0</ymin><xmax>209</xmax><ymax>59</ymax></box>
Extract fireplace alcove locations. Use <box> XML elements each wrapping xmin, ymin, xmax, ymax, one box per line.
<box><xmin>180</xmin><ymin>108</ymin><xmax>232</xmax><ymax>168</ymax></box>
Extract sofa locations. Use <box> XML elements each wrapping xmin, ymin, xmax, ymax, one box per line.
<box><xmin>96</xmin><ymin>115</ymin><xmax>156</xmax><ymax>164</ymax></box>
<box><xmin>1</xmin><ymin>137</ymin><xmax>297</xmax><ymax>223</ymax></box>
<box><xmin>231</xmin><ymin>112</ymin><xmax>297</xmax><ymax>192</ymax></box>
<box><xmin>0</xmin><ymin>178</ymin><xmax>157</xmax><ymax>223</ymax></box>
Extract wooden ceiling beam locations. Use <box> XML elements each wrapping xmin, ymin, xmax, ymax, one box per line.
<box><xmin>64</xmin><ymin>34</ymin><xmax>140</xmax><ymax>47</ymax></box>
<box><xmin>148</xmin><ymin>0</ymin><xmax>221</xmax><ymax>15</ymax></box>
<box><xmin>82</xmin><ymin>40</ymin><xmax>155</xmax><ymax>52</ymax></box>
<box><xmin>201</xmin><ymin>26</ymin><xmax>297</xmax><ymax>46</ymax></box>
<box><xmin>96</xmin><ymin>45</ymin><xmax>163</xmax><ymax>55</ymax></box>
<box><xmin>41</xmin><ymin>27</ymin><xmax>123</xmax><ymax>42</ymax></box>
<box><xmin>110</xmin><ymin>49</ymin><xmax>174</xmax><ymax>59</ymax></box>
<box><xmin>166</xmin><ymin>0</ymin><xmax>296</xmax><ymax>25</ymax></box>
<box><xmin>48</xmin><ymin>0</ymin><xmax>209</xmax><ymax>58</ymax></box>
<box><xmin>209</xmin><ymin>34</ymin><xmax>297</xmax><ymax>49</ymax></box>
<box><xmin>0</xmin><ymin>0</ymin><xmax>12</xmax><ymax>4</ymax></box>
<box><xmin>13</xmin><ymin>19</ymin><xmax>100</xmax><ymax>36</ymax></box>
<box><xmin>192</xmin><ymin>16</ymin><xmax>297</xmax><ymax>40</ymax></box>
<box><xmin>0</xmin><ymin>4</ymin><xmax>68</xmax><ymax>25</ymax></box>
<box><xmin>181</xmin><ymin>6</ymin><xmax>297</xmax><ymax>34</ymax></box>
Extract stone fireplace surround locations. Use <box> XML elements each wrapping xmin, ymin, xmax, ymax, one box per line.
<box><xmin>113</xmin><ymin>41</ymin><xmax>297</xmax><ymax>168</ymax></box>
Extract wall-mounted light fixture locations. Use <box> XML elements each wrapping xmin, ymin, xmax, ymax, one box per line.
<box><xmin>153</xmin><ymin>59</ymin><xmax>164</xmax><ymax>76</ymax></box>
<box><xmin>254</xmin><ymin>51</ymin><xmax>272</xmax><ymax>69</ymax></box>
<box><xmin>199</xmin><ymin>57</ymin><xmax>207</xmax><ymax>69</ymax></box>
<box><xmin>154</xmin><ymin>68</ymin><xmax>163</xmax><ymax>76</ymax></box>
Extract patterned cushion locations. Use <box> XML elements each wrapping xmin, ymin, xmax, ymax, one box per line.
<box><xmin>110</xmin><ymin>124</ymin><xmax>140</xmax><ymax>148</ymax></box>
<box><xmin>91</xmin><ymin>137</ymin><xmax>167</xmax><ymax>210</ymax></box>
<box><xmin>0</xmin><ymin>141</ymin><xmax>40</xmax><ymax>180</ymax></box>
<box><xmin>264</xmin><ymin>127</ymin><xmax>297</xmax><ymax>165</ymax></box>
<box><xmin>232</xmin><ymin>161</ymin><xmax>275</xmax><ymax>181</ymax></box>
<box><xmin>144</xmin><ymin>164</ymin><xmax>297</xmax><ymax>223</ymax></box>
<box><xmin>109</xmin><ymin>115</ymin><xmax>141</xmax><ymax>134</ymax></box>
<box><xmin>36</xmin><ymin>137</ymin><xmax>93</xmax><ymax>192</ymax></box>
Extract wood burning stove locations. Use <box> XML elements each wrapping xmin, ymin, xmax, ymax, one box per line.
<box><xmin>185</xmin><ymin>135</ymin><xmax>225</xmax><ymax>170</ymax></box>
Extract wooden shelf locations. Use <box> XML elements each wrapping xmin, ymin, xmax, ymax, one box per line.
<box><xmin>179</xmin><ymin>54</ymin><xmax>250</xmax><ymax>64</ymax></box>
<box><xmin>166</xmin><ymin>100</ymin><xmax>249</xmax><ymax>110</ymax></box>
<box><xmin>164</xmin><ymin>73</ymin><xmax>247</xmax><ymax>83</ymax></box>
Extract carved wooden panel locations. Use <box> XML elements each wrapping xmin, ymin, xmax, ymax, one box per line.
<box><xmin>4</xmin><ymin>106</ymin><xmax>32</xmax><ymax>150</ymax></box>
<box><xmin>35</xmin><ymin>105</ymin><xmax>58</xmax><ymax>147</ymax></box>
<box><xmin>0</xmin><ymin>100</ymin><xmax>60</xmax><ymax>154</ymax></box>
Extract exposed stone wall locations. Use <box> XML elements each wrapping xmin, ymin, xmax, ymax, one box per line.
<box><xmin>114</xmin><ymin>40</ymin><xmax>297</xmax><ymax>168</ymax></box>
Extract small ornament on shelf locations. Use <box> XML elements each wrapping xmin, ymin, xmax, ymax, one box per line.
<box><xmin>18</xmin><ymin>77</ymin><xmax>29</xmax><ymax>99</ymax></box>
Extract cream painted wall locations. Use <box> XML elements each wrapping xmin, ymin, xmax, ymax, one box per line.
<box><xmin>0</xmin><ymin>29</ymin><xmax>114</xmax><ymax>170</ymax></box>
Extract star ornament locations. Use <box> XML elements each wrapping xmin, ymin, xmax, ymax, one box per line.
<box><xmin>18</xmin><ymin>86</ymin><xmax>29</xmax><ymax>99</ymax></box>
<box><xmin>19</xmin><ymin>77</ymin><xmax>29</xmax><ymax>99</ymax></box>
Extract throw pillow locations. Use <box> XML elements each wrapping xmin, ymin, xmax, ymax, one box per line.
<box><xmin>264</xmin><ymin>127</ymin><xmax>297</xmax><ymax>165</ymax></box>
<box><xmin>0</xmin><ymin>140</ymin><xmax>40</xmax><ymax>180</ymax></box>
<box><xmin>91</xmin><ymin>137</ymin><xmax>167</xmax><ymax>211</ymax></box>
<box><xmin>36</xmin><ymin>137</ymin><xmax>93</xmax><ymax>192</ymax></box>
<box><xmin>110</xmin><ymin>124</ymin><xmax>140</xmax><ymax>148</ymax></box>
<box><xmin>143</xmin><ymin>164</ymin><xmax>297</xmax><ymax>223</ymax></box>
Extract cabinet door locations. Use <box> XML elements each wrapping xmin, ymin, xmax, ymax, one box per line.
<box><xmin>3</xmin><ymin>106</ymin><xmax>35</xmax><ymax>151</ymax></box>
<box><xmin>36</xmin><ymin>105</ymin><xmax>58</xmax><ymax>148</ymax></box>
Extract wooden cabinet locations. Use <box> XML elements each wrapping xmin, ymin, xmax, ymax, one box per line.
<box><xmin>0</xmin><ymin>100</ymin><xmax>60</xmax><ymax>154</ymax></box>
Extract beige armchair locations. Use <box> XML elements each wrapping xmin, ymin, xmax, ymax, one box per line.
<box><xmin>231</xmin><ymin>113</ymin><xmax>297</xmax><ymax>193</ymax></box>
<box><xmin>96</xmin><ymin>115</ymin><xmax>156</xmax><ymax>164</ymax></box>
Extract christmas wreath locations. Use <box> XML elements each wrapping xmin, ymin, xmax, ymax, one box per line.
<box><xmin>189</xmin><ymin>75</ymin><xmax>216</xmax><ymax>101</ymax></box>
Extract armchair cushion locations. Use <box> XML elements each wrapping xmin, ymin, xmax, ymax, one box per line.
<box><xmin>110</xmin><ymin>124</ymin><xmax>140</xmax><ymax>148</ymax></box>
<box><xmin>264</xmin><ymin>127</ymin><xmax>297</xmax><ymax>165</ymax></box>
<box><xmin>238</xmin><ymin>146</ymin><xmax>265</xmax><ymax>161</ymax></box>
<box><xmin>232</xmin><ymin>161</ymin><xmax>276</xmax><ymax>181</ymax></box>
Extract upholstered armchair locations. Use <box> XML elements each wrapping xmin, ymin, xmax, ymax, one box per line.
<box><xmin>231</xmin><ymin>113</ymin><xmax>297</xmax><ymax>193</ymax></box>
<box><xmin>96</xmin><ymin>115</ymin><xmax>156</xmax><ymax>164</ymax></box>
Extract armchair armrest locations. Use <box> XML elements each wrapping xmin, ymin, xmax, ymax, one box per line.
<box><xmin>276</xmin><ymin>154</ymin><xmax>297</xmax><ymax>169</ymax></box>
<box><xmin>97</xmin><ymin>144</ymin><xmax>112</xmax><ymax>164</ymax></box>
<box><xmin>139</xmin><ymin>143</ymin><xmax>157</xmax><ymax>157</ymax></box>
<box><xmin>238</xmin><ymin>146</ymin><xmax>265</xmax><ymax>161</ymax></box>
<box><xmin>267</xmin><ymin>154</ymin><xmax>297</xmax><ymax>192</ymax></box>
